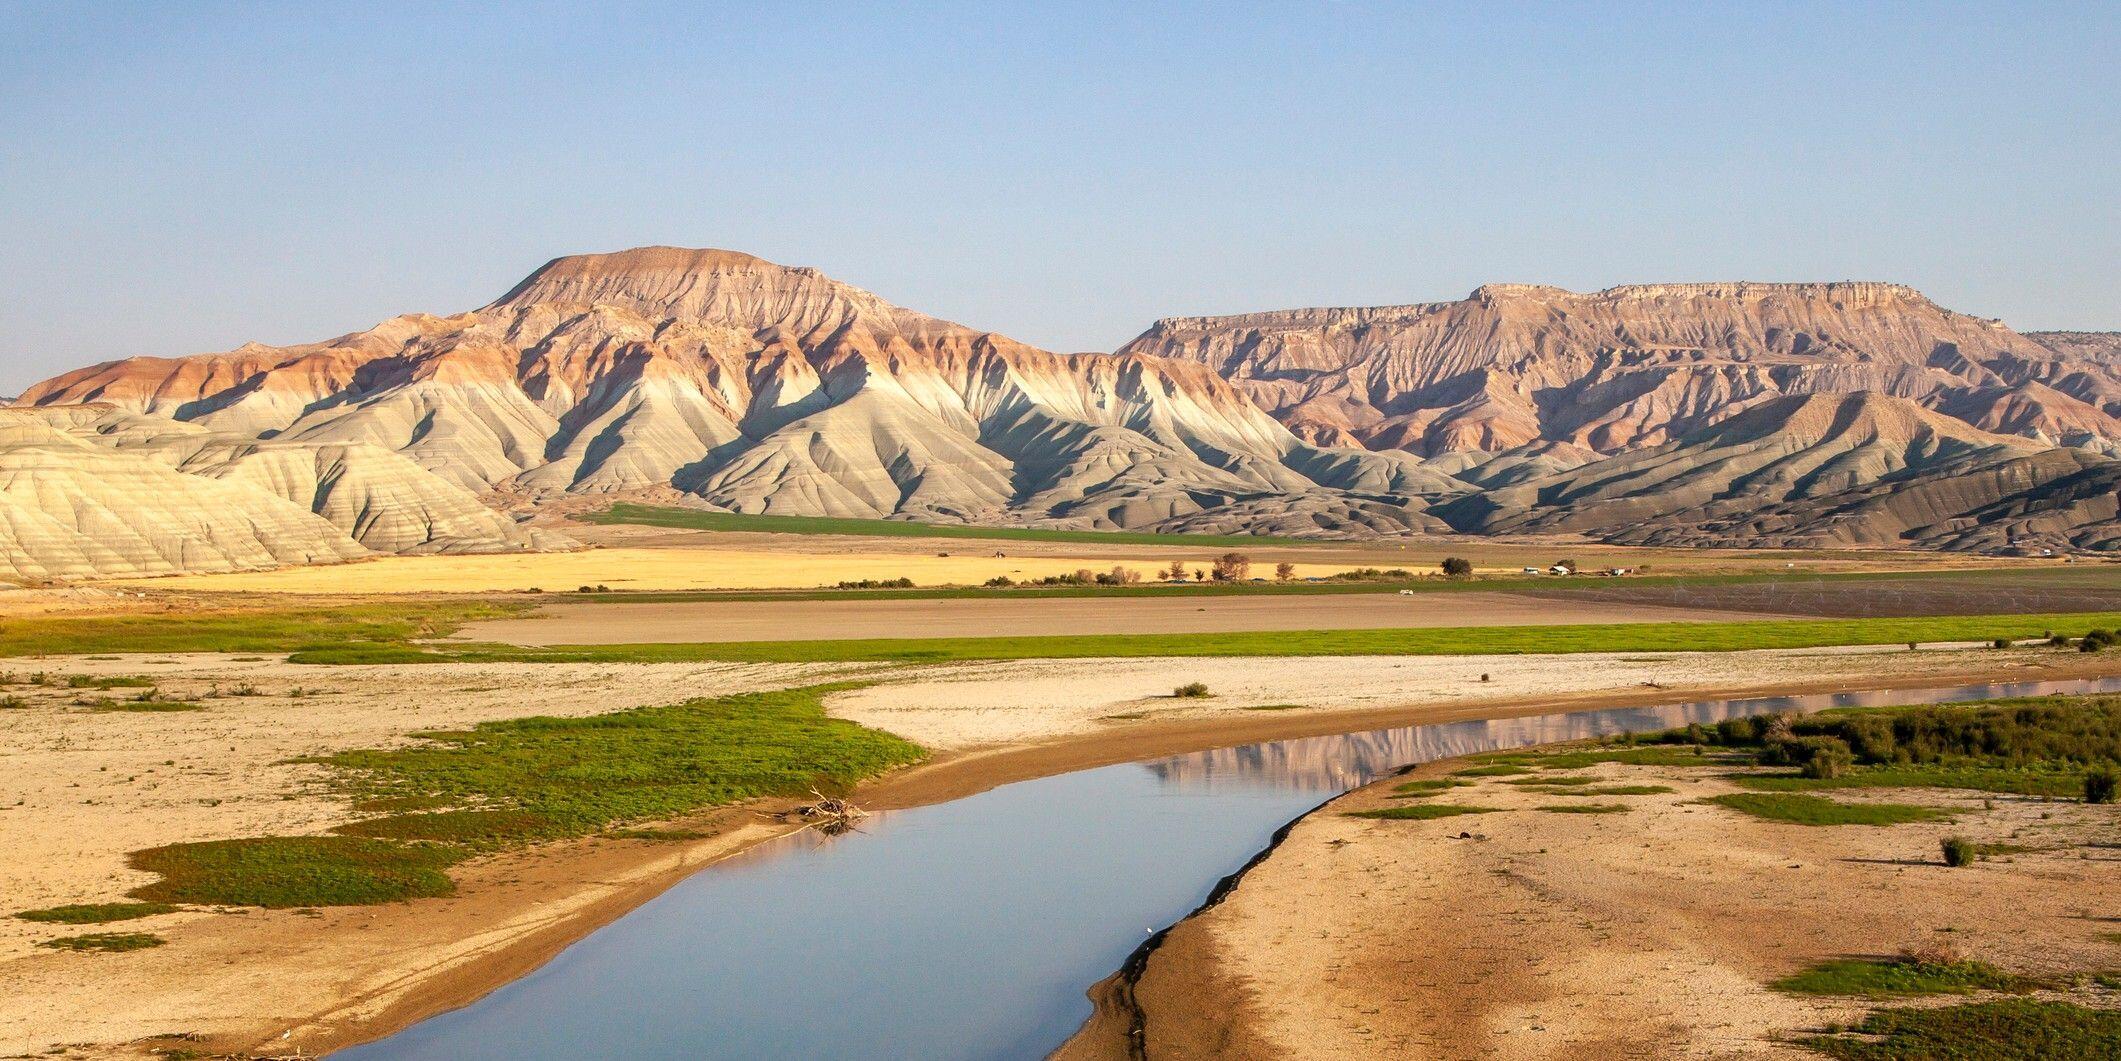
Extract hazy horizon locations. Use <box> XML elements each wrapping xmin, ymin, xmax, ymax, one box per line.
<box><xmin>4</xmin><ymin>1</ymin><xmax>2116</xmax><ymax>394</ymax></box>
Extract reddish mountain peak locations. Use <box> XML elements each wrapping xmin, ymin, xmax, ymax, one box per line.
<box><xmin>484</xmin><ymin>245</ymin><xmax>899</xmax><ymax>337</ymax></box>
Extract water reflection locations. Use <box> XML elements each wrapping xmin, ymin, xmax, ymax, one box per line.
<box><xmin>341</xmin><ymin>676</ymin><xmax>2121</xmax><ymax>1061</ymax></box>
<box><xmin>1143</xmin><ymin>678</ymin><xmax>2121</xmax><ymax>792</ymax></box>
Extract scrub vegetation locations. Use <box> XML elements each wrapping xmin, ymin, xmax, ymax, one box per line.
<box><xmin>15</xmin><ymin>902</ymin><xmax>176</xmax><ymax>925</ymax></box>
<box><xmin>1802</xmin><ymin>1000</ymin><xmax>2121</xmax><ymax>1059</ymax></box>
<box><xmin>1773</xmin><ymin>957</ymin><xmax>2031</xmax><ymax>998</ymax></box>
<box><xmin>1704</xmin><ymin>793</ymin><xmax>1952</xmax><ymax>826</ymax></box>
<box><xmin>1656</xmin><ymin>694</ymin><xmax>2121</xmax><ymax>799</ymax></box>
<box><xmin>38</xmin><ymin>932</ymin><xmax>165</xmax><ymax>953</ymax></box>
<box><xmin>121</xmin><ymin>684</ymin><xmax>924</xmax><ymax>908</ymax></box>
<box><xmin>1347</xmin><ymin>804</ymin><xmax>1498</xmax><ymax>821</ymax></box>
<box><xmin>0</xmin><ymin>601</ymin><xmax>527</xmax><ymax>658</ymax></box>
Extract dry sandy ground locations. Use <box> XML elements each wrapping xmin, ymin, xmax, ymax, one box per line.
<box><xmin>454</xmin><ymin>591</ymin><xmax>1791</xmax><ymax>645</ymax></box>
<box><xmin>1067</xmin><ymin>757</ymin><xmax>2121</xmax><ymax>1060</ymax></box>
<box><xmin>825</xmin><ymin>644</ymin><xmax>2059</xmax><ymax>749</ymax></box>
<box><xmin>0</xmin><ymin>646</ymin><xmax>2105</xmax><ymax>1057</ymax></box>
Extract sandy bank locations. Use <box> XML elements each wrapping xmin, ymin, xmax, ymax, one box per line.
<box><xmin>1068</xmin><ymin>736</ymin><xmax>2121</xmax><ymax>1058</ymax></box>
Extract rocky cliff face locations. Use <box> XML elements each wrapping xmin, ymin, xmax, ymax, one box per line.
<box><xmin>15</xmin><ymin>250</ymin><xmax>2120</xmax><ymax>566</ymax></box>
<box><xmin>1433</xmin><ymin>392</ymin><xmax>2118</xmax><ymax>553</ymax></box>
<box><xmin>1121</xmin><ymin>283</ymin><xmax>2121</xmax><ymax>456</ymax></box>
<box><xmin>18</xmin><ymin>248</ymin><xmax>1458</xmax><ymax>539</ymax></box>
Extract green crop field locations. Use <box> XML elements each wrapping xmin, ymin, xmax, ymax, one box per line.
<box><xmin>287</xmin><ymin>610</ymin><xmax>2121</xmax><ymax>665</ymax></box>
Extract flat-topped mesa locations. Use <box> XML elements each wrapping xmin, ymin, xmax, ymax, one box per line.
<box><xmin>1571</xmin><ymin>280</ymin><xmax>1932</xmax><ymax>306</ymax></box>
<box><xmin>1120</xmin><ymin>277</ymin><xmax>2105</xmax><ymax>457</ymax></box>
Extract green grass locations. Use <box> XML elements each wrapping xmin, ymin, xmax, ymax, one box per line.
<box><xmin>119</xmin><ymin>684</ymin><xmax>924</xmax><ymax>908</ymax></box>
<box><xmin>85</xmin><ymin>698</ymin><xmax>204</xmax><ymax>713</ymax></box>
<box><xmin>1348</xmin><ymin>804</ymin><xmax>1498</xmax><ymax>820</ymax></box>
<box><xmin>580</xmin><ymin>502</ymin><xmax>1324</xmax><ymax>548</ymax></box>
<box><xmin>63</xmin><ymin>674</ymin><xmax>155</xmax><ymax>689</ymax></box>
<box><xmin>16</xmin><ymin>902</ymin><xmax>176</xmax><ymax>924</ymax></box>
<box><xmin>1774</xmin><ymin>958</ymin><xmax>2031</xmax><ymax>998</ymax></box>
<box><xmin>1529</xmin><ymin>784</ymin><xmax>1676</xmax><ymax>796</ymax></box>
<box><xmin>1450</xmin><ymin>764</ymin><xmax>1532</xmax><ymax>777</ymax></box>
<box><xmin>1705</xmin><ymin>793</ymin><xmax>1953</xmax><ymax>826</ymax></box>
<box><xmin>1392</xmin><ymin>777</ymin><xmax>1476</xmax><ymax>796</ymax></box>
<box><xmin>1730</xmin><ymin>764</ymin><xmax>2092</xmax><ymax>798</ymax></box>
<box><xmin>0</xmin><ymin>601</ymin><xmax>526</xmax><ymax>658</ymax></box>
<box><xmin>1502</xmin><ymin>774</ymin><xmax>1603</xmax><ymax>786</ymax></box>
<box><xmin>128</xmin><ymin>836</ymin><xmax>468</xmax><ymax>908</ymax></box>
<box><xmin>1531</xmin><ymin>747</ymin><xmax>1727</xmax><ymax>769</ymax></box>
<box><xmin>38</xmin><ymin>932</ymin><xmax>165</xmax><ymax>953</ymax></box>
<box><xmin>1536</xmin><ymin>803</ymin><xmax>1631</xmax><ymax>814</ymax></box>
<box><xmin>1803</xmin><ymin>999</ymin><xmax>2121</xmax><ymax>1059</ymax></box>
<box><xmin>319</xmin><ymin>683</ymin><xmax>923</xmax><ymax>847</ymax></box>
<box><xmin>286</xmin><ymin>611</ymin><xmax>2121</xmax><ymax>666</ymax></box>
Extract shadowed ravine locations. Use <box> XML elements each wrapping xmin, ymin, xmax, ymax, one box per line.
<box><xmin>335</xmin><ymin>677</ymin><xmax>2121</xmax><ymax>1060</ymax></box>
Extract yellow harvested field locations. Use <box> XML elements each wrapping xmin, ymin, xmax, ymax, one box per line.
<box><xmin>104</xmin><ymin>546</ymin><xmax>1361</xmax><ymax>593</ymax></box>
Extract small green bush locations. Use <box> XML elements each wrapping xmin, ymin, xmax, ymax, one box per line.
<box><xmin>2086</xmin><ymin>768</ymin><xmax>2118</xmax><ymax>805</ymax></box>
<box><xmin>1172</xmin><ymin>682</ymin><xmax>1212</xmax><ymax>698</ymax></box>
<box><xmin>1801</xmin><ymin>737</ymin><xmax>1858</xmax><ymax>780</ymax></box>
<box><xmin>1941</xmin><ymin>836</ymin><xmax>1976</xmax><ymax>867</ymax></box>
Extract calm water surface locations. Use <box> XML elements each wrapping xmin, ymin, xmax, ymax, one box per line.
<box><xmin>340</xmin><ymin>677</ymin><xmax>2121</xmax><ymax>1060</ymax></box>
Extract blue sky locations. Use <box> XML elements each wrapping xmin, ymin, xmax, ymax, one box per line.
<box><xmin>2</xmin><ymin>1</ymin><xmax>2115</xmax><ymax>392</ymax></box>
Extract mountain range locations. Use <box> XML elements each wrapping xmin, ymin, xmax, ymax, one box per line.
<box><xmin>6</xmin><ymin>246</ymin><xmax>2118</xmax><ymax>578</ymax></box>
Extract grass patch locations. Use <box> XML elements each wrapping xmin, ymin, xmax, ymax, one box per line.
<box><xmin>287</xmin><ymin>611</ymin><xmax>2121</xmax><ymax>666</ymax></box>
<box><xmin>121</xmin><ymin>684</ymin><xmax>923</xmax><ymax>908</ymax></box>
<box><xmin>319</xmin><ymin>683</ymin><xmax>923</xmax><ymax>847</ymax></box>
<box><xmin>1536</xmin><ymin>803</ymin><xmax>1630</xmax><ymax>814</ymax></box>
<box><xmin>1503</xmin><ymin>774</ymin><xmax>1602</xmax><ymax>786</ymax></box>
<box><xmin>1803</xmin><ymin>999</ymin><xmax>2121</xmax><ymax>1059</ymax></box>
<box><xmin>16</xmin><ymin>902</ymin><xmax>176</xmax><ymax>924</ymax></box>
<box><xmin>64</xmin><ymin>674</ymin><xmax>155</xmax><ymax>689</ymax></box>
<box><xmin>85</xmin><ymin>698</ymin><xmax>204</xmax><ymax>712</ymax></box>
<box><xmin>1774</xmin><ymin>958</ymin><xmax>2031</xmax><ymax>998</ymax></box>
<box><xmin>38</xmin><ymin>932</ymin><xmax>165</xmax><ymax>953</ymax></box>
<box><xmin>1243</xmin><ymin>703</ymin><xmax>1305</xmax><ymax>711</ymax></box>
<box><xmin>1451</xmin><ymin>764</ymin><xmax>1532</xmax><ymax>777</ymax></box>
<box><xmin>1529</xmin><ymin>784</ymin><xmax>1676</xmax><ymax>796</ymax></box>
<box><xmin>1392</xmin><ymin>778</ymin><xmax>1476</xmax><ymax>796</ymax></box>
<box><xmin>1728</xmin><ymin>763</ymin><xmax>2091</xmax><ymax>798</ymax></box>
<box><xmin>0</xmin><ymin>601</ymin><xmax>526</xmax><ymax>658</ymax></box>
<box><xmin>1348</xmin><ymin>804</ymin><xmax>1498</xmax><ymax>821</ymax></box>
<box><xmin>1533</xmin><ymin>747</ymin><xmax>1726</xmax><ymax>769</ymax></box>
<box><xmin>128</xmin><ymin>837</ymin><xmax>467</xmax><ymax>908</ymax></box>
<box><xmin>1705</xmin><ymin>793</ymin><xmax>1952</xmax><ymax>826</ymax></box>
